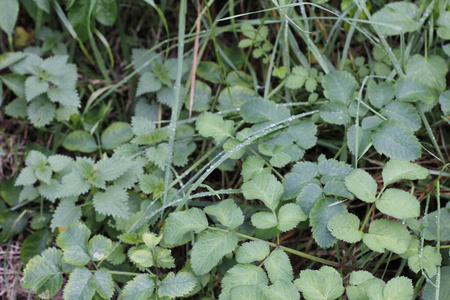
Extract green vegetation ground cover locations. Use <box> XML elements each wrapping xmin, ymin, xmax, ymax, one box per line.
<box><xmin>1</xmin><ymin>0</ymin><xmax>450</xmax><ymax>299</ymax></box>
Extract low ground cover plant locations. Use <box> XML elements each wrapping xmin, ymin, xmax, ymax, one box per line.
<box><xmin>1</xmin><ymin>0</ymin><xmax>450</xmax><ymax>299</ymax></box>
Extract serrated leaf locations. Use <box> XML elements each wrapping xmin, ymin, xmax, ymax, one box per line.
<box><xmin>382</xmin><ymin>159</ymin><xmax>429</xmax><ymax>186</ymax></box>
<box><xmin>323</xmin><ymin>180</ymin><xmax>353</xmax><ymax>199</ymax></box>
<box><xmin>310</xmin><ymin>198</ymin><xmax>347</xmax><ymax>249</ymax></box>
<box><xmin>422</xmin><ymin>266</ymin><xmax>450</xmax><ymax>300</ymax></box>
<box><xmin>282</xmin><ymin>161</ymin><xmax>318</xmax><ymax>200</ymax></box>
<box><xmin>25</xmin><ymin>76</ymin><xmax>49</xmax><ymax>101</ymax></box>
<box><xmin>221</xmin><ymin>264</ymin><xmax>268</xmax><ymax>299</ymax></box>
<box><xmin>196</xmin><ymin>112</ymin><xmax>235</xmax><ymax>142</ymax></box>
<box><xmin>345</xmin><ymin>169</ymin><xmax>377</xmax><ymax>203</ymax></box>
<box><xmin>251</xmin><ymin>212</ymin><xmax>278</xmax><ymax>229</ymax></box>
<box><xmin>295</xmin><ymin>266</ymin><xmax>344</xmax><ymax>300</ymax></box>
<box><xmin>327</xmin><ymin>213</ymin><xmax>363</xmax><ymax>243</ymax></box>
<box><xmin>381</xmin><ymin>101</ymin><xmax>421</xmax><ymax>132</ymax></box>
<box><xmin>51</xmin><ymin>198</ymin><xmax>82</xmax><ymax>230</ymax></box>
<box><xmin>263</xmin><ymin>280</ymin><xmax>300</xmax><ymax>300</ymax></box>
<box><xmin>405</xmin><ymin>54</ymin><xmax>448</xmax><ymax>93</ymax></box>
<box><xmin>130</xmin><ymin>249</ymin><xmax>154</xmax><ymax>267</ymax></box>
<box><xmin>137</xmin><ymin>72</ymin><xmax>162</xmax><ymax>96</ymax></box>
<box><xmin>236</xmin><ymin>241</ymin><xmax>270</xmax><ymax>264</ymax></box>
<box><xmin>264</xmin><ymin>249</ymin><xmax>293</xmax><ymax>282</ymax></box>
<box><xmin>185</xmin><ymin>80</ymin><xmax>212</xmax><ymax>112</ymax></box>
<box><xmin>242</xmin><ymin>155</ymin><xmax>270</xmax><ymax>182</ymax></box>
<box><xmin>158</xmin><ymin>271</ymin><xmax>197</xmax><ymax>298</ymax></box>
<box><xmin>196</xmin><ymin>61</ymin><xmax>221</xmax><ymax>83</ymax></box>
<box><xmin>376</xmin><ymin>188</ymin><xmax>420</xmax><ymax>219</ymax></box>
<box><xmin>57</xmin><ymin>172</ymin><xmax>90</xmax><ymax>198</ymax></box>
<box><xmin>368</xmin><ymin>81</ymin><xmax>395</xmax><ymax>109</ymax></box>
<box><xmin>96</xmin><ymin>157</ymin><xmax>130</xmax><ymax>182</ymax></box>
<box><xmin>47</xmin><ymin>87</ymin><xmax>80</xmax><ymax>107</ymax></box>
<box><xmin>27</xmin><ymin>96</ymin><xmax>56</xmax><ymax>127</ymax></box>
<box><xmin>204</xmin><ymin>199</ymin><xmax>244</xmax><ymax>230</ymax></box>
<box><xmin>320</xmin><ymin>102</ymin><xmax>351</xmax><ymax>125</ymax></box>
<box><xmin>322</xmin><ymin>71</ymin><xmax>357</xmax><ymax>104</ymax></box>
<box><xmin>15</xmin><ymin>166</ymin><xmax>37</xmax><ymax>186</ymax></box>
<box><xmin>56</xmin><ymin>223</ymin><xmax>91</xmax><ymax>266</ymax></box>
<box><xmin>21</xmin><ymin>248</ymin><xmax>63</xmax><ymax>298</ymax></box>
<box><xmin>63</xmin><ymin>268</ymin><xmax>95</xmax><ymax>300</ymax></box>
<box><xmin>363</xmin><ymin>219</ymin><xmax>411</xmax><ymax>254</ymax></box>
<box><xmin>0</xmin><ymin>0</ymin><xmax>19</xmax><ymax>36</ymax></box>
<box><xmin>229</xmin><ymin>285</ymin><xmax>265</xmax><ymax>300</ymax></box>
<box><xmin>121</xmin><ymin>274</ymin><xmax>154</xmax><ymax>300</ymax></box>
<box><xmin>145</xmin><ymin>143</ymin><xmax>169</xmax><ymax>170</ymax></box>
<box><xmin>439</xmin><ymin>90</ymin><xmax>450</xmax><ymax>116</ymax></box>
<box><xmin>191</xmin><ymin>230</ymin><xmax>238</xmax><ymax>275</ymax></box>
<box><xmin>372</xmin><ymin>2</ymin><xmax>421</xmax><ymax>35</ymax></box>
<box><xmin>5</xmin><ymin>97</ymin><xmax>28</xmax><ymax>118</ymax></box>
<box><xmin>163</xmin><ymin>208</ymin><xmax>208</xmax><ymax>245</ymax></box>
<box><xmin>240</xmin><ymin>98</ymin><xmax>290</xmax><ymax>123</ymax></box>
<box><xmin>92</xmin><ymin>269</ymin><xmax>114</xmax><ymax>299</ymax></box>
<box><xmin>62</xmin><ymin>130</ymin><xmax>97</xmax><ymax>153</ymax></box>
<box><xmin>217</xmin><ymin>85</ymin><xmax>257</xmax><ymax>110</ymax></box>
<box><xmin>48</xmin><ymin>155</ymin><xmax>72</xmax><ymax>172</ymax></box>
<box><xmin>395</xmin><ymin>76</ymin><xmax>436</xmax><ymax>104</ymax></box>
<box><xmin>88</xmin><ymin>235</ymin><xmax>112</xmax><ymax>261</ymax></box>
<box><xmin>383</xmin><ymin>276</ymin><xmax>413</xmax><ymax>300</ymax></box>
<box><xmin>277</xmin><ymin>203</ymin><xmax>307</xmax><ymax>232</ymax></box>
<box><xmin>242</xmin><ymin>173</ymin><xmax>283</xmax><ymax>211</ymax></box>
<box><xmin>297</xmin><ymin>183</ymin><xmax>323</xmax><ymax>215</ymax></box>
<box><xmin>404</xmin><ymin>237</ymin><xmax>441</xmax><ymax>277</ymax></box>
<box><xmin>93</xmin><ymin>185</ymin><xmax>129</xmax><ymax>219</ymax></box>
<box><xmin>372</xmin><ymin>121</ymin><xmax>421</xmax><ymax>161</ymax></box>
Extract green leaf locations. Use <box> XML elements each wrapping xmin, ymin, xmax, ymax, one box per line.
<box><xmin>277</xmin><ymin>203</ymin><xmax>307</xmax><ymax>232</ymax></box>
<box><xmin>242</xmin><ymin>173</ymin><xmax>283</xmax><ymax>211</ymax></box>
<box><xmin>27</xmin><ymin>96</ymin><xmax>56</xmax><ymax>127</ymax></box>
<box><xmin>295</xmin><ymin>266</ymin><xmax>344</xmax><ymax>300</ymax></box>
<box><xmin>137</xmin><ymin>72</ymin><xmax>162</xmax><ymax>96</ymax></box>
<box><xmin>158</xmin><ymin>271</ymin><xmax>197</xmax><ymax>298</ymax></box>
<box><xmin>382</xmin><ymin>159</ymin><xmax>429</xmax><ymax>186</ymax></box>
<box><xmin>383</xmin><ymin>277</ymin><xmax>413</xmax><ymax>300</ymax></box>
<box><xmin>439</xmin><ymin>90</ymin><xmax>450</xmax><ymax>116</ymax></box>
<box><xmin>347</xmin><ymin>125</ymin><xmax>372</xmax><ymax>158</ymax></box>
<box><xmin>92</xmin><ymin>269</ymin><xmax>114</xmax><ymax>299</ymax></box>
<box><xmin>62</xmin><ymin>130</ymin><xmax>98</xmax><ymax>153</ymax></box>
<box><xmin>240</xmin><ymin>98</ymin><xmax>290</xmax><ymax>123</ymax></box>
<box><xmin>38</xmin><ymin>179</ymin><xmax>60</xmax><ymax>201</ymax></box>
<box><xmin>236</xmin><ymin>241</ymin><xmax>270</xmax><ymax>264</ymax></box>
<box><xmin>1</xmin><ymin>73</ymin><xmax>26</xmax><ymax>98</ymax></box>
<box><xmin>185</xmin><ymin>80</ymin><xmax>212</xmax><ymax>112</ymax></box>
<box><xmin>20</xmin><ymin>229</ymin><xmax>51</xmax><ymax>264</ymax></box>
<box><xmin>376</xmin><ymin>188</ymin><xmax>420</xmax><ymax>219</ymax></box>
<box><xmin>162</xmin><ymin>208</ymin><xmax>208</xmax><ymax>245</ymax></box>
<box><xmin>323</xmin><ymin>180</ymin><xmax>353</xmax><ymax>199</ymax></box>
<box><xmin>121</xmin><ymin>274</ymin><xmax>155</xmax><ymax>300</ymax></box>
<box><xmin>264</xmin><ymin>249</ymin><xmax>293</xmax><ymax>282</ymax></box>
<box><xmin>405</xmin><ymin>54</ymin><xmax>448</xmax><ymax>93</ymax></box>
<box><xmin>94</xmin><ymin>0</ymin><xmax>117</xmax><ymax>26</ymax></box>
<box><xmin>320</xmin><ymin>102</ymin><xmax>351</xmax><ymax>125</ymax></box>
<box><xmin>251</xmin><ymin>212</ymin><xmax>278</xmax><ymax>229</ymax></box>
<box><xmin>21</xmin><ymin>248</ymin><xmax>63</xmax><ymax>298</ymax></box>
<box><xmin>48</xmin><ymin>155</ymin><xmax>72</xmax><ymax>172</ymax></box>
<box><xmin>88</xmin><ymin>235</ymin><xmax>112</xmax><ymax>261</ymax></box>
<box><xmin>101</xmin><ymin>122</ymin><xmax>133</xmax><ymax>150</ymax></box>
<box><xmin>5</xmin><ymin>97</ymin><xmax>28</xmax><ymax>118</ymax></box>
<box><xmin>345</xmin><ymin>169</ymin><xmax>377</xmax><ymax>203</ymax></box>
<box><xmin>368</xmin><ymin>81</ymin><xmax>395</xmax><ymax>109</ymax></box>
<box><xmin>230</xmin><ymin>285</ymin><xmax>265</xmax><ymax>300</ymax></box>
<box><xmin>327</xmin><ymin>213</ymin><xmax>363</xmax><ymax>243</ymax></box>
<box><xmin>50</xmin><ymin>199</ymin><xmax>82</xmax><ymax>230</ymax></box>
<box><xmin>396</xmin><ymin>76</ymin><xmax>436</xmax><ymax>104</ymax></box>
<box><xmin>130</xmin><ymin>249</ymin><xmax>154</xmax><ymax>267</ymax></box>
<box><xmin>63</xmin><ymin>268</ymin><xmax>95</xmax><ymax>300</ymax></box>
<box><xmin>283</xmin><ymin>162</ymin><xmax>318</xmax><ymax>200</ymax></box>
<box><xmin>146</xmin><ymin>143</ymin><xmax>170</xmax><ymax>170</ymax></box>
<box><xmin>196</xmin><ymin>112</ymin><xmax>235</xmax><ymax>143</ymax></box>
<box><xmin>57</xmin><ymin>172</ymin><xmax>90</xmax><ymax>198</ymax></box>
<box><xmin>263</xmin><ymin>280</ymin><xmax>300</xmax><ymax>300</ymax></box>
<box><xmin>0</xmin><ymin>0</ymin><xmax>19</xmax><ymax>36</ymax></box>
<box><xmin>422</xmin><ymin>266</ymin><xmax>450</xmax><ymax>300</ymax></box>
<box><xmin>403</xmin><ymin>237</ymin><xmax>441</xmax><ymax>277</ymax></box>
<box><xmin>217</xmin><ymin>85</ymin><xmax>257</xmax><ymax>110</ymax></box>
<box><xmin>25</xmin><ymin>76</ymin><xmax>49</xmax><ymax>101</ymax></box>
<box><xmin>96</xmin><ymin>157</ymin><xmax>130</xmax><ymax>182</ymax></box>
<box><xmin>381</xmin><ymin>101</ymin><xmax>421</xmax><ymax>132</ymax></box>
<box><xmin>242</xmin><ymin>155</ymin><xmax>271</xmax><ymax>182</ymax></box>
<box><xmin>372</xmin><ymin>121</ymin><xmax>421</xmax><ymax>161</ymax></box>
<box><xmin>297</xmin><ymin>183</ymin><xmax>322</xmax><ymax>214</ymax></box>
<box><xmin>15</xmin><ymin>166</ymin><xmax>38</xmax><ymax>186</ymax></box>
<box><xmin>310</xmin><ymin>198</ymin><xmax>347</xmax><ymax>249</ymax></box>
<box><xmin>204</xmin><ymin>199</ymin><xmax>244</xmax><ymax>230</ymax></box>
<box><xmin>322</xmin><ymin>71</ymin><xmax>357</xmax><ymax>104</ymax></box>
<box><xmin>363</xmin><ymin>219</ymin><xmax>411</xmax><ymax>254</ymax></box>
<box><xmin>191</xmin><ymin>230</ymin><xmax>238</xmax><ymax>275</ymax></box>
<box><xmin>138</xmin><ymin>173</ymin><xmax>163</xmax><ymax>195</ymax></box>
<box><xmin>93</xmin><ymin>186</ymin><xmax>129</xmax><ymax>219</ymax></box>
<box><xmin>56</xmin><ymin>222</ymin><xmax>91</xmax><ymax>266</ymax></box>
<box><xmin>196</xmin><ymin>61</ymin><xmax>221</xmax><ymax>83</ymax></box>
<box><xmin>0</xmin><ymin>52</ymin><xmax>26</xmax><ymax>70</ymax></box>
<box><xmin>372</xmin><ymin>2</ymin><xmax>421</xmax><ymax>35</ymax></box>
<box><xmin>221</xmin><ymin>264</ymin><xmax>268</xmax><ymax>299</ymax></box>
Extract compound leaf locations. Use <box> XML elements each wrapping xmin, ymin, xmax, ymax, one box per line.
<box><xmin>382</xmin><ymin>159</ymin><xmax>429</xmax><ymax>186</ymax></box>
<box><xmin>121</xmin><ymin>274</ymin><xmax>155</xmax><ymax>300</ymax></box>
<box><xmin>204</xmin><ymin>199</ymin><xmax>244</xmax><ymax>230</ymax></box>
<box><xmin>363</xmin><ymin>219</ymin><xmax>410</xmax><ymax>254</ymax></box>
<box><xmin>376</xmin><ymin>188</ymin><xmax>420</xmax><ymax>219</ymax></box>
<box><xmin>242</xmin><ymin>173</ymin><xmax>283</xmax><ymax>211</ymax></box>
<box><xmin>235</xmin><ymin>241</ymin><xmax>270</xmax><ymax>264</ymax></box>
<box><xmin>158</xmin><ymin>271</ymin><xmax>197</xmax><ymax>298</ymax></box>
<box><xmin>162</xmin><ymin>208</ymin><xmax>208</xmax><ymax>245</ymax></box>
<box><xmin>56</xmin><ymin>222</ymin><xmax>91</xmax><ymax>266</ymax></box>
<box><xmin>345</xmin><ymin>169</ymin><xmax>377</xmax><ymax>203</ymax></box>
<box><xmin>327</xmin><ymin>213</ymin><xmax>363</xmax><ymax>243</ymax></box>
<box><xmin>264</xmin><ymin>248</ymin><xmax>293</xmax><ymax>283</ymax></box>
<box><xmin>295</xmin><ymin>266</ymin><xmax>344</xmax><ymax>300</ymax></box>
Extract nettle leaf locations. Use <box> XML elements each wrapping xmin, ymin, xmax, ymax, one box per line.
<box><xmin>5</xmin><ymin>97</ymin><xmax>28</xmax><ymax>118</ymax></box>
<box><xmin>63</xmin><ymin>268</ymin><xmax>95</xmax><ymax>300</ymax></box>
<box><xmin>57</xmin><ymin>172</ymin><xmax>90</xmax><ymax>198</ymax></box>
<box><xmin>185</xmin><ymin>80</ymin><xmax>212</xmax><ymax>112</ymax></box>
<box><xmin>162</xmin><ymin>208</ymin><xmax>208</xmax><ymax>245</ymax></box>
<box><xmin>47</xmin><ymin>155</ymin><xmax>72</xmax><ymax>172</ymax></box>
<box><xmin>322</xmin><ymin>71</ymin><xmax>357</xmax><ymax>104</ymax></box>
<box><xmin>221</xmin><ymin>264</ymin><xmax>268</xmax><ymax>300</ymax></box>
<box><xmin>15</xmin><ymin>166</ymin><xmax>37</xmax><ymax>186</ymax></box>
<box><xmin>96</xmin><ymin>157</ymin><xmax>130</xmax><ymax>182</ymax></box>
<box><xmin>310</xmin><ymin>198</ymin><xmax>347</xmax><ymax>249</ymax></box>
<box><xmin>319</xmin><ymin>102</ymin><xmax>351</xmax><ymax>125</ymax></box>
<box><xmin>242</xmin><ymin>173</ymin><xmax>283</xmax><ymax>211</ymax></box>
<box><xmin>21</xmin><ymin>248</ymin><xmax>63</xmax><ymax>298</ymax></box>
<box><xmin>277</xmin><ymin>203</ymin><xmax>307</xmax><ymax>232</ymax></box>
<box><xmin>372</xmin><ymin>121</ymin><xmax>421</xmax><ymax>161</ymax></box>
<box><xmin>383</xmin><ymin>276</ymin><xmax>413</xmax><ymax>300</ymax></box>
<box><xmin>204</xmin><ymin>199</ymin><xmax>244</xmax><ymax>230</ymax></box>
<box><xmin>51</xmin><ymin>198</ymin><xmax>82</xmax><ymax>230</ymax></box>
<box><xmin>372</xmin><ymin>2</ymin><xmax>421</xmax><ymax>35</ymax></box>
<box><xmin>145</xmin><ymin>143</ymin><xmax>170</xmax><ymax>170</ymax></box>
<box><xmin>323</xmin><ymin>180</ymin><xmax>353</xmax><ymax>199</ymax></box>
<box><xmin>196</xmin><ymin>112</ymin><xmax>235</xmax><ymax>142</ymax></box>
<box><xmin>327</xmin><ymin>213</ymin><xmax>363</xmax><ymax>243</ymax></box>
<box><xmin>376</xmin><ymin>188</ymin><xmax>420</xmax><ymax>219</ymax></box>
<box><xmin>295</xmin><ymin>266</ymin><xmax>344</xmax><ymax>300</ymax></box>
<box><xmin>27</xmin><ymin>96</ymin><xmax>56</xmax><ymax>127</ymax></box>
<box><xmin>121</xmin><ymin>274</ymin><xmax>155</xmax><ymax>300</ymax></box>
<box><xmin>25</xmin><ymin>76</ymin><xmax>49</xmax><ymax>101</ymax></box>
<box><xmin>191</xmin><ymin>230</ymin><xmax>238</xmax><ymax>275</ymax></box>
<box><xmin>56</xmin><ymin>222</ymin><xmax>91</xmax><ymax>266</ymax></box>
<box><xmin>345</xmin><ymin>169</ymin><xmax>377</xmax><ymax>203</ymax></box>
<box><xmin>368</xmin><ymin>81</ymin><xmax>395</xmax><ymax>109</ymax></box>
<box><xmin>236</xmin><ymin>241</ymin><xmax>270</xmax><ymax>264</ymax></box>
<box><xmin>136</xmin><ymin>72</ymin><xmax>162</xmax><ymax>96</ymax></box>
<box><xmin>158</xmin><ymin>271</ymin><xmax>197</xmax><ymax>298</ymax></box>
<box><xmin>363</xmin><ymin>219</ymin><xmax>411</xmax><ymax>254</ymax></box>
<box><xmin>263</xmin><ymin>280</ymin><xmax>300</xmax><ymax>300</ymax></box>
<box><xmin>240</xmin><ymin>98</ymin><xmax>290</xmax><ymax>123</ymax></box>
<box><xmin>93</xmin><ymin>185</ymin><xmax>129</xmax><ymax>219</ymax></box>
<box><xmin>382</xmin><ymin>159</ymin><xmax>429</xmax><ymax>186</ymax></box>
<box><xmin>264</xmin><ymin>248</ymin><xmax>293</xmax><ymax>283</ymax></box>
<box><xmin>381</xmin><ymin>101</ymin><xmax>421</xmax><ymax>132</ymax></box>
